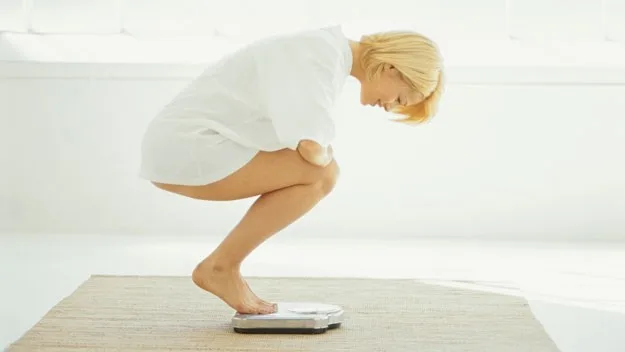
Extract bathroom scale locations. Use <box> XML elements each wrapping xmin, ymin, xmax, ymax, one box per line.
<box><xmin>232</xmin><ymin>302</ymin><xmax>344</xmax><ymax>334</ymax></box>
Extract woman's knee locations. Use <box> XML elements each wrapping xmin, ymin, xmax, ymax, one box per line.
<box><xmin>312</xmin><ymin>160</ymin><xmax>340</xmax><ymax>195</ymax></box>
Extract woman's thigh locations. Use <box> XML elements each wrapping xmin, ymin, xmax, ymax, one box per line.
<box><xmin>152</xmin><ymin>148</ymin><xmax>338</xmax><ymax>201</ymax></box>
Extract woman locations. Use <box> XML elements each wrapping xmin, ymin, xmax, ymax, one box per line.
<box><xmin>139</xmin><ymin>26</ymin><xmax>444</xmax><ymax>314</ymax></box>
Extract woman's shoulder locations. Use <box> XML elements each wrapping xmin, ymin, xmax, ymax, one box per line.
<box><xmin>250</xmin><ymin>26</ymin><xmax>349</xmax><ymax>68</ymax></box>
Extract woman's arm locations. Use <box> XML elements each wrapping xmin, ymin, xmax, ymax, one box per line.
<box><xmin>297</xmin><ymin>140</ymin><xmax>333</xmax><ymax>167</ymax></box>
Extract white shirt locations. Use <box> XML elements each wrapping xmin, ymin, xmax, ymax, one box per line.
<box><xmin>139</xmin><ymin>26</ymin><xmax>352</xmax><ymax>185</ymax></box>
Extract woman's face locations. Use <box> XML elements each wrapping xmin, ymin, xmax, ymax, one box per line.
<box><xmin>359</xmin><ymin>64</ymin><xmax>424</xmax><ymax>111</ymax></box>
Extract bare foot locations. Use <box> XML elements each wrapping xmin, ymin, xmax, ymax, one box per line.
<box><xmin>244</xmin><ymin>280</ymin><xmax>276</xmax><ymax>311</ymax></box>
<box><xmin>192</xmin><ymin>262</ymin><xmax>276</xmax><ymax>314</ymax></box>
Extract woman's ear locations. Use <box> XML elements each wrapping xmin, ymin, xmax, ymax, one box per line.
<box><xmin>384</xmin><ymin>64</ymin><xmax>400</xmax><ymax>76</ymax></box>
<box><xmin>381</xmin><ymin>63</ymin><xmax>393</xmax><ymax>72</ymax></box>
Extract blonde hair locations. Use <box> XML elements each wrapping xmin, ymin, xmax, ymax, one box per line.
<box><xmin>359</xmin><ymin>30</ymin><xmax>444</xmax><ymax>124</ymax></box>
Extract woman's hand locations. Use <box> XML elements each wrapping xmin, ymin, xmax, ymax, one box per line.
<box><xmin>297</xmin><ymin>140</ymin><xmax>333</xmax><ymax>167</ymax></box>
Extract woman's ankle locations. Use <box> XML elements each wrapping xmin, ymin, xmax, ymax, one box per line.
<box><xmin>197</xmin><ymin>255</ymin><xmax>240</xmax><ymax>273</ymax></box>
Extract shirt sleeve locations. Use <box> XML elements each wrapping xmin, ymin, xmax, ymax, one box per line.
<box><xmin>255</xmin><ymin>41</ymin><xmax>339</xmax><ymax>151</ymax></box>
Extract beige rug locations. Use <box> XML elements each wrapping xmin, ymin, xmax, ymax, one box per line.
<box><xmin>8</xmin><ymin>275</ymin><xmax>560</xmax><ymax>351</ymax></box>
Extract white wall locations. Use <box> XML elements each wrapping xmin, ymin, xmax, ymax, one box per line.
<box><xmin>1</xmin><ymin>62</ymin><xmax>624</xmax><ymax>241</ymax></box>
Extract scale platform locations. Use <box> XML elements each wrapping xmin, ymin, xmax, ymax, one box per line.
<box><xmin>232</xmin><ymin>302</ymin><xmax>344</xmax><ymax>334</ymax></box>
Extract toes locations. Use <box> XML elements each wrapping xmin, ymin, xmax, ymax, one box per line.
<box><xmin>241</xmin><ymin>280</ymin><xmax>276</xmax><ymax>314</ymax></box>
<box><xmin>243</xmin><ymin>281</ymin><xmax>274</xmax><ymax>312</ymax></box>
<box><xmin>232</xmin><ymin>301</ymin><xmax>275</xmax><ymax>315</ymax></box>
<box><xmin>254</xmin><ymin>301</ymin><xmax>273</xmax><ymax>314</ymax></box>
<box><xmin>234</xmin><ymin>302</ymin><xmax>261</xmax><ymax>315</ymax></box>
<box><xmin>256</xmin><ymin>298</ymin><xmax>276</xmax><ymax>313</ymax></box>
<box><xmin>261</xmin><ymin>302</ymin><xmax>277</xmax><ymax>314</ymax></box>
<box><xmin>259</xmin><ymin>305</ymin><xmax>275</xmax><ymax>314</ymax></box>
<box><xmin>267</xmin><ymin>303</ymin><xmax>277</xmax><ymax>314</ymax></box>
<box><xmin>249</xmin><ymin>300</ymin><xmax>274</xmax><ymax>314</ymax></box>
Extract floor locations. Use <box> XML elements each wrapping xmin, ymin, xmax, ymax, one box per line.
<box><xmin>1</xmin><ymin>234</ymin><xmax>624</xmax><ymax>352</ymax></box>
